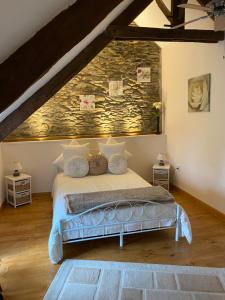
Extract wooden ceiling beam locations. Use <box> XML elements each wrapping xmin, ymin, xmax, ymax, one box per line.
<box><xmin>171</xmin><ymin>0</ymin><xmax>188</xmax><ymax>28</ymax></box>
<box><xmin>155</xmin><ymin>0</ymin><xmax>173</xmax><ymax>23</ymax></box>
<box><xmin>197</xmin><ymin>0</ymin><xmax>212</xmax><ymax>6</ymax></box>
<box><xmin>111</xmin><ymin>0</ymin><xmax>153</xmax><ymax>25</ymax></box>
<box><xmin>107</xmin><ymin>25</ymin><xmax>224</xmax><ymax>42</ymax></box>
<box><xmin>0</xmin><ymin>0</ymin><xmax>153</xmax><ymax>140</ymax></box>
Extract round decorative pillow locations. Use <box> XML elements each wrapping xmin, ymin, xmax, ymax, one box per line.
<box><xmin>64</xmin><ymin>155</ymin><xmax>89</xmax><ymax>178</ymax></box>
<box><xmin>108</xmin><ymin>153</ymin><xmax>127</xmax><ymax>175</ymax></box>
<box><xmin>88</xmin><ymin>154</ymin><xmax>108</xmax><ymax>176</ymax></box>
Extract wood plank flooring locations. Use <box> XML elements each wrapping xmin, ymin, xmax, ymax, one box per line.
<box><xmin>0</xmin><ymin>188</ymin><xmax>225</xmax><ymax>299</ymax></box>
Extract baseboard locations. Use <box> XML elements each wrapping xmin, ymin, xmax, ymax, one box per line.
<box><xmin>172</xmin><ymin>184</ymin><xmax>225</xmax><ymax>222</ymax></box>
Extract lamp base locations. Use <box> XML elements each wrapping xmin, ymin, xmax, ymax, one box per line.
<box><xmin>159</xmin><ymin>160</ymin><xmax>165</xmax><ymax>166</ymax></box>
<box><xmin>13</xmin><ymin>170</ymin><xmax>20</xmax><ymax>177</ymax></box>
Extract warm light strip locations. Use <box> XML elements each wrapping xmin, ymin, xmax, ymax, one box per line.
<box><xmin>4</xmin><ymin>131</ymin><xmax>156</xmax><ymax>143</ymax></box>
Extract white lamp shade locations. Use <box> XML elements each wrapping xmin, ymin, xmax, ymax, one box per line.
<box><xmin>157</xmin><ymin>153</ymin><xmax>165</xmax><ymax>161</ymax></box>
<box><xmin>12</xmin><ymin>161</ymin><xmax>23</xmax><ymax>171</ymax></box>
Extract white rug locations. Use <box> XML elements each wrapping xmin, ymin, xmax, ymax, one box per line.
<box><xmin>44</xmin><ymin>260</ymin><xmax>225</xmax><ymax>300</ymax></box>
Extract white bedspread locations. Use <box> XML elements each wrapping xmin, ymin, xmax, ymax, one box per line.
<box><xmin>49</xmin><ymin>169</ymin><xmax>192</xmax><ymax>264</ymax></box>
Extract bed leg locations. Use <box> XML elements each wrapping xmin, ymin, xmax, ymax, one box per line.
<box><xmin>175</xmin><ymin>205</ymin><xmax>181</xmax><ymax>242</ymax></box>
<box><xmin>59</xmin><ymin>221</ymin><xmax>64</xmax><ymax>261</ymax></box>
<box><xmin>119</xmin><ymin>233</ymin><xmax>124</xmax><ymax>248</ymax></box>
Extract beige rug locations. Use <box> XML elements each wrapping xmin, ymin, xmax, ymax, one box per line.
<box><xmin>44</xmin><ymin>260</ymin><xmax>225</xmax><ymax>300</ymax></box>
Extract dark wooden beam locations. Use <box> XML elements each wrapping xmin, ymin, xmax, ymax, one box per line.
<box><xmin>171</xmin><ymin>0</ymin><xmax>188</xmax><ymax>28</ymax></box>
<box><xmin>0</xmin><ymin>0</ymin><xmax>153</xmax><ymax>140</ymax></box>
<box><xmin>197</xmin><ymin>0</ymin><xmax>212</xmax><ymax>6</ymax></box>
<box><xmin>112</xmin><ymin>0</ymin><xmax>153</xmax><ymax>25</ymax></box>
<box><xmin>107</xmin><ymin>25</ymin><xmax>224</xmax><ymax>42</ymax></box>
<box><xmin>155</xmin><ymin>0</ymin><xmax>173</xmax><ymax>23</ymax></box>
<box><xmin>0</xmin><ymin>0</ymin><xmax>124</xmax><ymax>113</ymax></box>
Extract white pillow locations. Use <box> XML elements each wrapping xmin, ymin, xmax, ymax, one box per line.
<box><xmin>52</xmin><ymin>140</ymin><xmax>86</xmax><ymax>171</ymax></box>
<box><xmin>106</xmin><ymin>136</ymin><xmax>132</xmax><ymax>159</ymax></box>
<box><xmin>64</xmin><ymin>156</ymin><xmax>89</xmax><ymax>178</ymax></box>
<box><xmin>62</xmin><ymin>143</ymin><xmax>89</xmax><ymax>161</ymax></box>
<box><xmin>99</xmin><ymin>142</ymin><xmax>126</xmax><ymax>160</ymax></box>
<box><xmin>108</xmin><ymin>153</ymin><xmax>127</xmax><ymax>175</ymax></box>
<box><xmin>52</xmin><ymin>153</ymin><xmax>64</xmax><ymax>170</ymax></box>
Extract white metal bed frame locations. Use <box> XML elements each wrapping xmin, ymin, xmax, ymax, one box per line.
<box><xmin>59</xmin><ymin>199</ymin><xmax>181</xmax><ymax>257</ymax></box>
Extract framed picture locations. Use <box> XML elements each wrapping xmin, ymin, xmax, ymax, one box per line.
<box><xmin>137</xmin><ymin>67</ymin><xmax>151</xmax><ymax>82</ymax></box>
<box><xmin>109</xmin><ymin>80</ymin><xmax>123</xmax><ymax>96</ymax></box>
<box><xmin>79</xmin><ymin>95</ymin><xmax>95</xmax><ymax>111</ymax></box>
<box><xmin>188</xmin><ymin>74</ymin><xmax>210</xmax><ymax>112</ymax></box>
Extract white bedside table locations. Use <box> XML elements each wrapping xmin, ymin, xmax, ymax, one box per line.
<box><xmin>5</xmin><ymin>173</ymin><xmax>32</xmax><ymax>208</ymax></box>
<box><xmin>153</xmin><ymin>164</ymin><xmax>170</xmax><ymax>191</ymax></box>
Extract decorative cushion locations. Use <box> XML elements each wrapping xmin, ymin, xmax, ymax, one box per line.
<box><xmin>52</xmin><ymin>139</ymin><xmax>80</xmax><ymax>171</ymax></box>
<box><xmin>88</xmin><ymin>154</ymin><xmax>108</xmax><ymax>176</ymax></box>
<box><xmin>64</xmin><ymin>156</ymin><xmax>89</xmax><ymax>178</ymax></box>
<box><xmin>99</xmin><ymin>142</ymin><xmax>126</xmax><ymax>160</ymax></box>
<box><xmin>62</xmin><ymin>143</ymin><xmax>90</xmax><ymax>161</ymax></box>
<box><xmin>52</xmin><ymin>153</ymin><xmax>64</xmax><ymax>170</ymax></box>
<box><xmin>108</xmin><ymin>153</ymin><xmax>127</xmax><ymax>175</ymax></box>
<box><xmin>106</xmin><ymin>136</ymin><xmax>132</xmax><ymax>159</ymax></box>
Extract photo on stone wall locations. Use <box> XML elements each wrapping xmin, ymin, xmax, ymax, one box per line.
<box><xmin>137</xmin><ymin>67</ymin><xmax>151</xmax><ymax>83</ymax></box>
<box><xmin>109</xmin><ymin>80</ymin><xmax>123</xmax><ymax>96</ymax></box>
<box><xmin>79</xmin><ymin>95</ymin><xmax>95</xmax><ymax>111</ymax></box>
<box><xmin>188</xmin><ymin>74</ymin><xmax>210</xmax><ymax>112</ymax></box>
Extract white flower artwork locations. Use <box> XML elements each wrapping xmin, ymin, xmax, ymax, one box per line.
<box><xmin>188</xmin><ymin>74</ymin><xmax>210</xmax><ymax>112</ymax></box>
<box><xmin>79</xmin><ymin>95</ymin><xmax>95</xmax><ymax>111</ymax></box>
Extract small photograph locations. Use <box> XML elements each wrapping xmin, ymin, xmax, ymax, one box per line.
<box><xmin>137</xmin><ymin>67</ymin><xmax>151</xmax><ymax>82</ymax></box>
<box><xmin>188</xmin><ymin>74</ymin><xmax>210</xmax><ymax>112</ymax></box>
<box><xmin>79</xmin><ymin>95</ymin><xmax>95</xmax><ymax>111</ymax></box>
<box><xmin>109</xmin><ymin>80</ymin><xmax>123</xmax><ymax>96</ymax></box>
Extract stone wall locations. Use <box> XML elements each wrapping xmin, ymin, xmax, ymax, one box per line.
<box><xmin>7</xmin><ymin>40</ymin><xmax>161</xmax><ymax>140</ymax></box>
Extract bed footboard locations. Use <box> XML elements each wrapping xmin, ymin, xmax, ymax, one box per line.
<box><xmin>59</xmin><ymin>200</ymin><xmax>181</xmax><ymax>250</ymax></box>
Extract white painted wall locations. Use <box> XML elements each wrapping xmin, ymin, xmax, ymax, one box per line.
<box><xmin>161</xmin><ymin>1</ymin><xmax>225</xmax><ymax>213</ymax></box>
<box><xmin>2</xmin><ymin>135</ymin><xmax>166</xmax><ymax>193</ymax></box>
<box><xmin>0</xmin><ymin>143</ymin><xmax>4</xmax><ymax>206</ymax></box>
<box><xmin>163</xmin><ymin>42</ymin><xmax>225</xmax><ymax>213</ymax></box>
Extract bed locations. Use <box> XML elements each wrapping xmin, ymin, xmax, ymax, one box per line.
<box><xmin>48</xmin><ymin>169</ymin><xmax>192</xmax><ymax>264</ymax></box>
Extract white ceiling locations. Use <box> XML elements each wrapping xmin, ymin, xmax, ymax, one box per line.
<box><xmin>0</xmin><ymin>0</ymin><xmax>76</xmax><ymax>63</ymax></box>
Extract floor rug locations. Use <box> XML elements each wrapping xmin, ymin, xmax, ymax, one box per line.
<box><xmin>44</xmin><ymin>260</ymin><xmax>225</xmax><ymax>300</ymax></box>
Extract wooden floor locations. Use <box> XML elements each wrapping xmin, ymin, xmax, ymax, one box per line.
<box><xmin>0</xmin><ymin>188</ymin><xmax>225</xmax><ymax>300</ymax></box>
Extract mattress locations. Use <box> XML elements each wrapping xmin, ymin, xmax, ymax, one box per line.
<box><xmin>51</xmin><ymin>169</ymin><xmax>176</xmax><ymax>242</ymax></box>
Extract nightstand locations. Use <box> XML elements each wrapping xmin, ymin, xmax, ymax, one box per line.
<box><xmin>5</xmin><ymin>174</ymin><xmax>32</xmax><ymax>208</ymax></box>
<box><xmin>153</xmin><ymin>164</ymin><xmax>170</xmax><ymax>191</ymax></box>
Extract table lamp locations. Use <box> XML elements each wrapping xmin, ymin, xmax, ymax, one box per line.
<box><xmin>12</xmin><ymin>161</ymin><xmax>23</xmax><ymax>177</ymax></box>
<box><xmin>157</xmin><ymin>153</ymin><xmax>165</xmax><ymax>166</ymax></box>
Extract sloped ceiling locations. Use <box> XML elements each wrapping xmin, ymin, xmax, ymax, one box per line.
<box><xmin>0</xmin><ymin>0</ymin><xmax>213</xmax><ymax>64</ymax></box>
<box><xmin>0</xmin><ymin>0</ymin><xmax>77</xmax><ymax>63</ymax></box>
<box><xmin>0</xmin><ymin>0</ymin><xmax>135</xmax><ymax>123</ymax></box>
